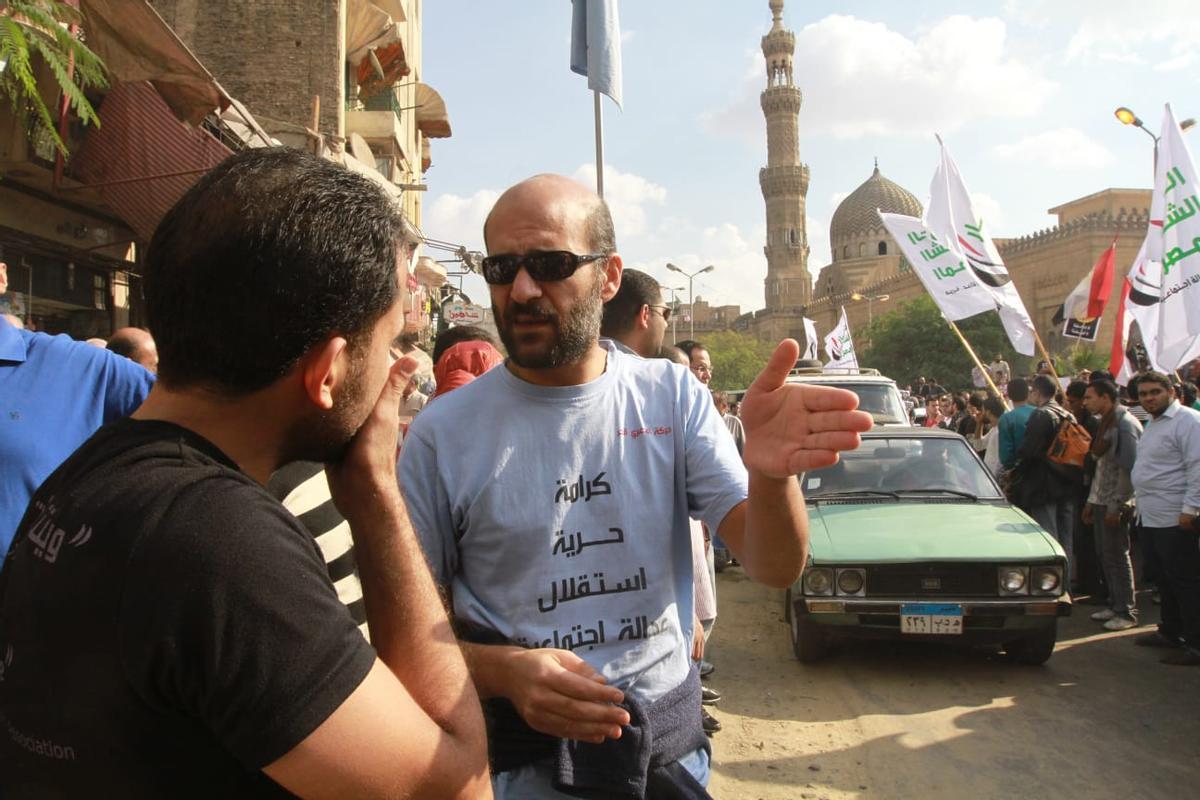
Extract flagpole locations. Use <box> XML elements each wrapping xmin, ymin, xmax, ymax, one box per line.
<box><xmin>944</xmin><ymin>317</ymin><xmax>1007</xmax><ymax>404</ymax></box>
<box><xmin>593</xmin><ymin>90</ymin><xmax>605</xmax><ymax>199</ymax></box>
<box><xmin>1031</xmin><ymin>328</ymin><xmax>1061</xmax><ymax>384</ymax></box>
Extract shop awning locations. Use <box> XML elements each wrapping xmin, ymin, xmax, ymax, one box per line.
<box><xmin>414</xmin><ymin>256</ymin><xmax>448</xmax><ymax>288</ymax></box>
<box><xmin>415</xmin><ymin>83</ymin><xmax>452</xmax><ymax>138</ymax></box>
<box><xmin>70</xmin><ymin>82</ymin><xmax>235</xmax><ymax>242</ymax></box>
<box><xmin>348</xmin><ymin>0</ymin><xmax>410</xmax><ymax>96</ymax></box>
<box><xmin>79</xmin><ymin>0</ymin><xmax>268</xmax><ymax>140</ymax></box>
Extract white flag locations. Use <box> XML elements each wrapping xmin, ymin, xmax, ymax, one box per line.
<box><xmin>1152</xmin><ymin>104</ymin><xmax>1200</xmax><ymax>369</ymax></box>
<box><xmin>879</xmin><ymin>212</ymin><xmax>996</xmax><ymax>321</ymax></box>
<box><xmin>570</xmin><ymin>0</ymin><xmax>623</xmax><ymax>109</ymax></box>
<box><xmin>1112</xmin><ymin>237</ymin><xmax>1165</xmax><ymax>384</ymax></box>
<box><xmin>802</xmin><ymin>317</ymin><xmax>819</xmax><ymax>361</ymax></box>
<box><xmin>925</xmin><ymin>140</ymin><xmax>1037</xmax><ymax>355</ymax></box>
<box><xmin>824</xmin><ymin>307</ymin><xmax>859</xmax><ymax>369</ymax></box>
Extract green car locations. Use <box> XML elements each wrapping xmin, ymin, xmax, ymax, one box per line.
<box><xmin>786</xmin><ymin>428</ymin><xmax>1071</xmax><ymax>665</ymax></box>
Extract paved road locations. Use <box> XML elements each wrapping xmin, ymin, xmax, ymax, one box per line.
<box><xmin>704</xmin><ymin>568</ymin><xmax>1200</xmax><ymax>799</ymax></box>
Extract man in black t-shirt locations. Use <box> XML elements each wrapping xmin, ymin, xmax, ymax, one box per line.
<box><xmin>0</xmin><ymin>149</ymin><xmax>488</xmax><ymax>797</ymax></box>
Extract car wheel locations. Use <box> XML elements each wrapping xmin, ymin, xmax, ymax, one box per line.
<box><xmin>790</xmin><ymin>605</ymin><xmax>830</xmax><ymax>663</ymax></box>
<box><xmin>1006</xmin><ymin>622</ymin><xmax>1057</xmax><ymax>665</ymax></box>
<box><xmin>784</xmin><ymin>588</ymin><xmax>794</xmax><ymax>624</ymax></box>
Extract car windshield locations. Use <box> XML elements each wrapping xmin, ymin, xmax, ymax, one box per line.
<box><xmin>802</xmin><ymin>437</ymin><xmax>1004</xmax><ymax>500</ymax></box>
<box><xmin>810</xmin><ymin>383</ymin><xmax>907</xmax><ymax>424</ymax></box>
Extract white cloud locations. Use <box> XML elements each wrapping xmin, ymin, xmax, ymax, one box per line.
<box><xmin>424</xmin><ymin>188</ymin><xmax>499</xmax><ymax>252</ymax></box>
<box><xmin>573</xmin><ymin>163</ymin><xmax>667</xmax><ymax>238</ymax></box>
<box><xmin>992</xmin><ymin>127</ymin><xmax>1115</xmax><ymax>170</ymax></box>
<box><xmin>969</xmin><ymin>192</ymin><xmax>1007</xmax><ymax>232</ymax></box>
<box><xmin>1155</xmin><ymin>52</ymin><xmax>1196</xmax><ymax>72</ymax></box>
<box><xmin>1007</xmin><ymin>0</ymin><xmax>1200</xmax><ymax>69</ymax></box>
<box><xmin>704</xmin><ymin>14</ymin><xmax>1057</xmax><ymax>144</ymax></box>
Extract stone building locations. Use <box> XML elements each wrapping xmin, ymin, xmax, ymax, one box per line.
<box><xmin>753</xmin><ymin>0</ymin><xmax>813</xmax><ymax>343</ymax></box>
<box><xmin>743</xmin><ymin>1</ymin><xmax>1151</xmax><ymax>367</ymax></box>
<box><xmin>150</xmin><ymin>0</ymin><xmax>451</xmax><ymax>228</ymax></box>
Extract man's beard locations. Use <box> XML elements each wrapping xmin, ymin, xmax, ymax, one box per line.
<box><xmin>497</xmin><ymin>273</ymin><xmax>604</xmax><ymax>369</ymax></box>
<box><xmin>284</xmin><ymin>350</ymin><xmax>373</xmax><ymax>464</ymax></box>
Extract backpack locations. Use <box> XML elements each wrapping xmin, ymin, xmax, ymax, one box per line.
<box><xmin>1046</xmin><ymin>408</ymin><xmax>1091</xmax><ymax>468</ymax></box>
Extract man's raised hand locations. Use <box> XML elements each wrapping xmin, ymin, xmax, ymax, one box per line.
<box><xmin>739</xmin><ymin>339</ymin><xmax>874</xmax><ymax>477</ymax></box>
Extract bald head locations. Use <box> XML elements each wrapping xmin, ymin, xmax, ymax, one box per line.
<box><xmin>107</xmin><ymin>327</ymin><xmax>159</xmax><ymax>373</ymax></box>
<box><xmin>483</xmin><ymin>174</ymin><xmax>615</xmax><ymax>255</ymax></box>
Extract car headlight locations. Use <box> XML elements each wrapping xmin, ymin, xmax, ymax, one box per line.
<box><xmin>998</xmin><ymin>566</ymin><xmax>1029</xmax><ymax>595</ymax></box>
<box><xmin>836</xmin><ymin>568</ymin><xmax>866</xmax><ymax>596</ymax></box>
<box><xmin>803</xmin><ymin>567</ymin><xmax>834</xmax><ymax>596</ymax></box>
<box><xmin>1031</xmin><ymin>566</ymin><xmax>1063</xmax><ymax>596</ymax></box>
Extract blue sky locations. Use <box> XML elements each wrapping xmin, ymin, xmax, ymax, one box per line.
<box><xmin>421</xmin><ymin>0</ymin><xmax>1200</xmax><ymax>312</ymax></box>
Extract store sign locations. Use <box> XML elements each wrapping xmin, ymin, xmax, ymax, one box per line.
<box><xmin>443</xmin><ymin>301</ymin><xmax>485</xmax><ymax>325</ymax></box>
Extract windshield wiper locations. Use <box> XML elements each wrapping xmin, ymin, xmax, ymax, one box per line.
<box><xmin>893</xmin><ymin>488</ymin><xmax>980</xmax><ymax>501</ymax></box>
<box><xmin>813</xmin><ymin>490</ymin><xmax>901</xmax><ymax>501</ymax></box>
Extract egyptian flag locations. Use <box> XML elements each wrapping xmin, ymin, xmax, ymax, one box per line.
<box><xmin>1052</xmin><ymin>240</ymin><xmax>1116</xmax><ymax>339</ymax></box>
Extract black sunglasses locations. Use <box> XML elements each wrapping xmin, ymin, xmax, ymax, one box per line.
<box><xmin>648</xmin><ymin>304</ymin><xmax>672</xmax><ymax>322</ymax></box>
<box><xmin>481</xmin><ymin>250</ymin><xmax>607</xmax><ymax>285</ymax></box>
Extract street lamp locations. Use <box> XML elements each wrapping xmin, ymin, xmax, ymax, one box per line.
<box><xmin>666</xmin><ymin>263</ymin><xmax>715</xmax><ymax>341</ymax></box>
<box><xmin>1114</xmin><ymin>105</ymin><xmax>1196</xmax><ymax>144</ymax></box>
<box><xmin>660</xmin><ymin>284</ymin><xmax>685</xmax><ymax>344</ymax></box>
<box><xmin>850</xmin><ymin>292</ymin><xmax>889</xmax><ymax>325</ymax></box>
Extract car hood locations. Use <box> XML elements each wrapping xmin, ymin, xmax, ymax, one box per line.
<box><xmin>808</xmin><ymin>502</ymin><xmax>1063</xmax><ymax>563</ymax></box>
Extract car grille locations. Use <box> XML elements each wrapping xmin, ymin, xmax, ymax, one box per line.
<box><xmin>867</xmin><ymin>562</ymin><xmax>996</xmax><ymax>597</ymax></box>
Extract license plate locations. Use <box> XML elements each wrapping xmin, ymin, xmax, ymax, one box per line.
<box><xmin>900</xmin><ymin>603</ymin><xmax>963</xmax><ymax>635</ymax></box>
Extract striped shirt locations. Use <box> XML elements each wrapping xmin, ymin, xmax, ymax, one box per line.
<box><xmin>268</xmin><ymin>462</ymin><xmax>369</xmax><ymax>639</ymax></box>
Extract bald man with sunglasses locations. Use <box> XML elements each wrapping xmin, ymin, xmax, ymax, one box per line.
<box><xmin>400</xmin><ymin>174</ymin><xmax>872</xmax><ymax>798</ymax></box>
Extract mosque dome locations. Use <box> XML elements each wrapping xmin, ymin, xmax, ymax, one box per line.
<box><xmin>829</xmin><ymin>163</ymin><xmax>923</xmax><ymax>245</ymax></box>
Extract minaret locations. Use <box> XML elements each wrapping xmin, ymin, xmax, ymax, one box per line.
<box><xmin>759</xmin><ymin>0</ymin><xmax>811</xmax><ymax>310</ymax></box>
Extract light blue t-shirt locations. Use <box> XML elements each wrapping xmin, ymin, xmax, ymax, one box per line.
<box><xmin>400</xmin><ymin>341</ymin><xmax>748</xmax><ymax>702</ymax></box>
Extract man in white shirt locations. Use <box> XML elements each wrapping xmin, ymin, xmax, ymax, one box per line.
<box><xmin>1130</xmin><ymin>372</ymin><xmax>1200</xmax><ymax>666</ymax></box>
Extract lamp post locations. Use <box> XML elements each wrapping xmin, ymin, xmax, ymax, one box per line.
<box><xmin>1114</xmin><ymin>106</ymin><xmax>1196</xmax><ymax>168</ymax></box>
<box><xmin>850</xmin><ymin>291</ymin><xmax>889</xmax><ymax>326</ymax></box>
<box><xmin>660</xmin><ymin>284</ymin><xmax>685</xmax><ymax>344</ymax></box>
<box><xmin>666</xmin><ymin>263</ymin><xmax>715</xmax><ymax>341</ymax></box>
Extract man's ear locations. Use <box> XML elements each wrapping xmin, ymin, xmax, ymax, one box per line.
<box><xmin>600</xmin><ymin>252</ymin><xmax>623</xmax><ymax>303</ymax></box>
<box><xmin>637</xmin><ymin>303</ymin><xmax>651</xmax><ymax>331</ymax></box>
<box><xmin>300</xmin><ymin>336</ymin><xmax>352</xmax><ymax>410</ymax></box>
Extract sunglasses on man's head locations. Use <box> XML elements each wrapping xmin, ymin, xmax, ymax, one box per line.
<box><xmin>480</xmin><ymin>250</ymin><xmax>607</xmax><ymax>285</ymax></box>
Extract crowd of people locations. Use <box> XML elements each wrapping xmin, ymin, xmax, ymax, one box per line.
<box><xmin>0</xmin><ymin>148</ymin><xmax>874</xmax><ymax>798</ymax></box>
<box><xmin>908</xmin><ymin>360</ymin><xmax>1200</xmax><ymax>664</ymax></box>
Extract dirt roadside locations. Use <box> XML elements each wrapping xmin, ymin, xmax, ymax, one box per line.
<box><xmin>704</xmin><ymin>568</ymin><xmax>1200</xmax><ymax>800</ymax></box>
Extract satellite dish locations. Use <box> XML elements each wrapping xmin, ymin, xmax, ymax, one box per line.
<box><xmin>349</xmin><ymin>133</ymin><xmax>375</xmax><ymax>167</ymax></box>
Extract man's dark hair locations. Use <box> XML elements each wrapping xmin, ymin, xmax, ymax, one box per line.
<box><xmin>1089</xmin><ymin>379</ymin><xmax>1119</xmax><ymax>402</ymax></box>
<box><xmin>1089</xmin><ymin>369</ymin><xmax>1114</xmax><ymax>384</ymax></box>
<box><xmin>675</xmin><ymin>340</ymin><xmax>706</xmax><ymax>359</ymax></box>
<box><xmin>1181</xmin><ymin>381</ymin><xmax>1198</xmax><ymax>407</ymax></box>
<box><xmin>1138</xmin><ymin>371</ymin><xmax>1173</xmax><ymax>392</ymax></box>
<box><xmin>600</xmin><ymin>268</ymin><xmax>661</xmax><ymax>338</ymax></box>
<box><xmin>967</xmin><ymin>392</ymin><xmax>984</xmax><ymax>410</ymax></box>
<box><xmin>432</xmin><ymin>325</ymin><xmax>500</xmax><ymax>365</ymax></box>
<box><xmin>106</xmin><ymin>329</ymin><xmax>145</xmax><ymax>360</ymax></box>
<box><xmin>1032</xmin><ymin>374</ymin><xmax>1058</xmax><ymax>400</ymax></box>
<box><xmin>953</xmin><ymin>396</ymin><xmax>967</xmax><ymax>412</ymax></box>
<box><xmin>145</xmin><ymin>147</ymin><xmax>406</xmax><ymax>393</ymax></box>
<box><xmin>1007</xmin><ymin>378</ymin><xmax>1029</xmax><ymax>402</ymax></box>
<box><xmin>1065</xmin><ymin>380</ymin><xmax>1088</xmax><ymax>400</ymax></box>
<box><xmin>983</xmin><ymin>395</ymin><xmax>1007</xmax><ymax>418</ymax></box>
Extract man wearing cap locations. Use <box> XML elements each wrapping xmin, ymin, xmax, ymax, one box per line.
<box><xmin>401</xmin><ymin>173</ymin><xmax>871</xmax><ymax>797</ymax></box>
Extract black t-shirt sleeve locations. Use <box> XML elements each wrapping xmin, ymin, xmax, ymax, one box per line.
<box><xmin>118</xmin><ymin>476</ymin><xmax>377</xmax><ymax>770</ymax></box>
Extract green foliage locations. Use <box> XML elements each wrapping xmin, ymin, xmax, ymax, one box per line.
<box><xmin>687</xmin><ymin>330</ymin><xmax>776</xmax><ymax>392</ymax></box>
<box><xmin>859</xmin><ymin>295</ymin><xmax>1028</xmax><ymax>391</ymax></box>
<box><xmin>1</xmin><ymin>1</ymin><xmax>108</xmax><ymax>158</ymax></box>
<box><xmin>1057</xmin><ymin>344</ymin><xmax>1110</xmax><ymax>375</ymax></box>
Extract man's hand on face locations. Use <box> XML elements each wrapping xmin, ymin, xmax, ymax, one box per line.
<box><xmin>503</xmin><ymin>648</ymin><xmax>629</xmax><ymax>744</ymax></box>
<box><xmin>326</xmin><ymin>355</ymin><xmax>420</xmax><ymax>520</ymax></box>
<box><xmin>739</xmin><ymin>339</ymin><xmax>874</xmax><ymax>476</ymax></box>
<box><xmin>1181</xmin><ymin>513</ymin><xmax>1197</xmax><ymax>532</ymax></box>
